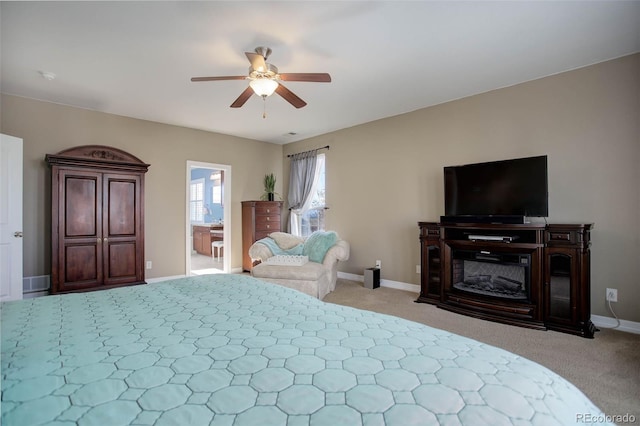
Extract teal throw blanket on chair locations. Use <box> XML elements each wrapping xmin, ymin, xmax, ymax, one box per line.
<box><xmin>303</xmin><ymin>231</ymin><xmax>338</xmax><ymax>263</ymax></box>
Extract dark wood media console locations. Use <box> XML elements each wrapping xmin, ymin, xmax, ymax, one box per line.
<box><xmin>417</xmin><ymin>222</ymin><xmax>596</xmax><ymax>338</ymax></box>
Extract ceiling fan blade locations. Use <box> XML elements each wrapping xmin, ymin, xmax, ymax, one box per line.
<box><xmin>279</xmin><ymin>73</ymin><xmax>332</xmax><ymax>83</ymax></box>
<box><xmin>230</xmin><ymin>86</ymin><xmax>254</xmax><ymax>108</ymax></box>
<box><xmin>275</xmin><ymin>84</ymin><xmax>307</xmax><ymax>109</ymax></box>
<box><xmin>245</xmin><ymin>52</ymin><xmax>267</xmax><ymax>72</ymax></box>
<box><xmin>191</xmin><ymin>76</ymin><xmax>246</xmax><ymax>82</ymax></box>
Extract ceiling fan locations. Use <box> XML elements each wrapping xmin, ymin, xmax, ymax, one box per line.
<box><xmin>191</xmin><ymin>46</ymin><xmax>331</xmax><ymax>110</ymax></box>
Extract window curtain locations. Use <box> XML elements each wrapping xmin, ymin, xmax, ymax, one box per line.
<box><xmin>287</xmin><ymin>150</ymin><xmax>318</xmax><ymax>235</ymax></box>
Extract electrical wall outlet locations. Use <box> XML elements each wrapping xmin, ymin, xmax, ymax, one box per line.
<box><xmin>416</xmin><ymin>265</ymin><xmax>421</xmax><ymax>274</ymax></box>
<box><xmin>146</xmin><ymin>261</ymin><xmax>152</xmax><ymax>270</ymax></box>
<box><xmin>606</xmin><ymin>288</ymin><xmax>618</xmax><ymax>302</ymax></box>
<box><xmin>375</xmin><ymin>260</ymin><xmax>381</xmax><ymax>269</ymax></box>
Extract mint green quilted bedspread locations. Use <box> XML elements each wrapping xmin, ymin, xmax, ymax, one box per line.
<box><xmin>1</xmin><ymin>274</ymin><xmax>610</xmax><ymax>425</ymax></box>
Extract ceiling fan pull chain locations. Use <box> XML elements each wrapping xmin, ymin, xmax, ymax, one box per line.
<box><xmin>262</xmin><ymin>96</ymin><xmax>267</xmax><ymax>119</ymax></box>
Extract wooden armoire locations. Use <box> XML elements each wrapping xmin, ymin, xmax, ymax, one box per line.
<box><xmin>46</xmin><ymin>146</ymin><xmax>150</xmax><ymax>294</ymax></box>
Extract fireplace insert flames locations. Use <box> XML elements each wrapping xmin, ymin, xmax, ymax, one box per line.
<box><xmin>452</xmin><ymin>250</ymin><xmax>530</xmax><ymax>301</ymax></box>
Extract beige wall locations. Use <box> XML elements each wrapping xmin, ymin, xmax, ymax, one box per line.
<box><xmin>0</xmin><ymin>95</ymin><xmax>284</xmax><ymax>279</ymax></box>
<box><xmin>284</xmin><ymin>53</ymin><xmax>640</xmax><ymax>322</ymax></box>
<box><xmin>2</xmin><ymin>53</ymin><xmax>638</xmax><ymax>323</ymax></box>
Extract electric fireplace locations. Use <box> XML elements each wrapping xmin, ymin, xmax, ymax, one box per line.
<box><xmin>418</xmin><ymin>217</ymin><xmax>595</xmax><ymax>337</ymax></box>
<box><xmin>451</xmin><ymin>250</ymin><xmax>531</xmax><ymax>301</ymax></box>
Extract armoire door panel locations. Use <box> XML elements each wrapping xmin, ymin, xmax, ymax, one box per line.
<box><xmin>64</xmin><ymin>174</ymin><xmax>99</xmax><ymax>237</ymax></box>
<box><xmin>106</xmin><ymin>177</ymin><xmax>138</xmax><ymax>237</ymax></box>
<box><xmin>64</xmin><ymin>243</ymin><xmax>100</xmax><ymax>284</ymax></box>
<box><xmin>105</xmin><ymin>241</ymin><xmax>137</xmax><ymax>280</ymax></box>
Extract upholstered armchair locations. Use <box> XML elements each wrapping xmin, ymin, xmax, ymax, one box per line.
<box><xmin>249</xmin><ymin>231</ymin><xmax>350</xmax><ymax>299</ymax></box>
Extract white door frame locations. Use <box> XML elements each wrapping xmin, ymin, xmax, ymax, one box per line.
<box><xmin>186</xmin><ymin>161</ymin><xmax>231</xmax><ymax>275</ymax></box>
<box><xmin>1</xmin><ymin>134</ymin><xmax>23</xmax><ymax>301</ymax></box>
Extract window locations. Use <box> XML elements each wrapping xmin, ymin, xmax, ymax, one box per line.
<box><xmin>190</xmin><ymin>178</ymin><xmax>204</xmax><ymax>223</ymax></box>
<box><xmin>297</xmin><ymin>154</ymin><xmax>325</xmax><ymax>238</ymax></box>
<box><xmin>211</xmin><ymin>172</ymin><xmax>222</xmax><ymax>204</ymax></box>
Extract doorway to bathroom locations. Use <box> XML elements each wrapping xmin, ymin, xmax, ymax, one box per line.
<box><xmin>186</xmin><ymin>161</ymin><xmax>231</xmax><ymax>275</ymax></box>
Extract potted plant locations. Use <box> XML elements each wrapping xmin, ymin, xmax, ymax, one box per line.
<box><xmin>262</xmin><ymin>173</ymin><xmax>276</xmax><ymax>201</ymax></box>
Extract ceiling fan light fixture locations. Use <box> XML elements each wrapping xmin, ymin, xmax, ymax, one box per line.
<box><xmin>191</xmin><ymin>46</ymin><xmax>330</xmax><ymax>109</ymax></box>
<box><xmin>249</xmin><ymin>78</ymin><xmax>278</xmax><ymax>97</ymax></box>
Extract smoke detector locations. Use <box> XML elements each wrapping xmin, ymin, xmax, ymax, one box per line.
<box><xmin>39</xmin><ymin>71</ymin><xmax>56</xmax><ymax>81</ymax></box>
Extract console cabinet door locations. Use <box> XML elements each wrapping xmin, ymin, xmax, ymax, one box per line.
<box><xmin>544</xmin><ymin>247</ymin><xmax>578</xmax><ymax>325</ymax></box>
<box><xmin>193</xmin><ymin>228</ymin><xmax>203</xmax><ymax>253</ymax></box>
<box><xmin>192</xmin><ymin>226</ymin><xmax>214</xmax><ymax>256</ymax></box>
<box><xmin>544</xmin><ymin>224</ymin><xmax>595</xmax><ymax>338</ymax></box>
<box><xmin>417</xmin><ymin>223</ymin><xmax>441</xmax><ymax>304</ymax></box>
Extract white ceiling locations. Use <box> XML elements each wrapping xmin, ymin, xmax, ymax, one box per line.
<box><xmin>2</xmin><ymin>1</ymin><xmax>639</xmax><ymax>144</ymax></box>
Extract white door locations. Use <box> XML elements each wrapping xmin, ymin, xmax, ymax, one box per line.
<box><xmin>0</xmin><ymin>134</ymin><xmax>23</xmax><ymax>301</ymax></box>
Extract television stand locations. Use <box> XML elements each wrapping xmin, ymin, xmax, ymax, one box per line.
<box><xmin>417</xmin><ymin>221</ymin><xmax>595</xmax><ymax>338</ymax></box>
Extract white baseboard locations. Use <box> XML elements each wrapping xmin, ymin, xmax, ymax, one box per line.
<box><xmin>591</xmin><ymin>315</ymin><xmax>640</xmax><ymax>335</ymax></box>
<box><xmin>23</xmin><ymin>290</ymin><xmax>49</xmax><ymax>299</ymax></box>
<box><xmin>337</xmin><ymin>272</ymin><xmax>420</xmax><ymax>293</ymax></box>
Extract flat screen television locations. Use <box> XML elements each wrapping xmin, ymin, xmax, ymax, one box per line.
<box><xmin>443</xmin><ymin>155</ymin><xmax>548</xmax><ymax>223</ymax></box>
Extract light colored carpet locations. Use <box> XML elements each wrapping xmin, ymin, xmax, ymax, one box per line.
<box><xmin>324</xmin><ymin>278</ymin><xmax>640</xmax><ymax>419</ymax></box>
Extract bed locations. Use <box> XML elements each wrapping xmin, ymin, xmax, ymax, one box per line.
<box><xmin>1</xmin><ymin>274</ymin><xmax>611</xmax><ymax>425</ymax></box>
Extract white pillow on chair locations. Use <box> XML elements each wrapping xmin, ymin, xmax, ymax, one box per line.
<box><xmin>268</xmin><ymin>232</ymin><xmax>304</xmax><ymax>250</ymax></box>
